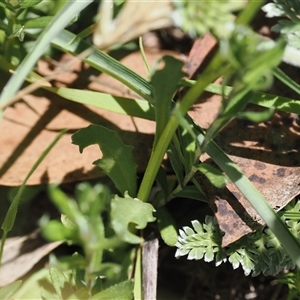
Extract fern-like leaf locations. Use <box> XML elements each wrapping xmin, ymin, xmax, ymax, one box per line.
<box><xmin>175</xmin><ymin>199</ymin><xmax>300</xmax><ymax>276</ymax></box>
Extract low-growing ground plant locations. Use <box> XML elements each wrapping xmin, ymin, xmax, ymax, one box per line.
<box><xmin>1</xmin><ymin>0</ymin><xmax>300</xmax><ymax>298</ymax></box>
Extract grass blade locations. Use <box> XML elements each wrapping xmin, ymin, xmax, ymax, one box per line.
<box><xmin>0</xmin><ymin>1</ymin><xmax>93</xmax><ymax>108</ymax></box>
<box><xmin>183</xmin><ymin>80</ymin><xmax>300</xmax><ymax>114</ymax></box>
<box><xmin>51</xmin><ymin>30</ymin><xmax>153</xmax><ymax>102</ymax></box>
<box><xmin>203</xmin><ymin>136</ymin><xmax>300</xmax><ymax>268</ymax></box>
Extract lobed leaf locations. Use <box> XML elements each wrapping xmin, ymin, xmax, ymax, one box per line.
<box><xmin>49</xmin><ymin>267</ymin><xmax>73</xmax><ymax>299</ymax></box>
<box><xmin>91</xmin><ymin>280</ymin><xmax>134</xmax><ymax>300</ymax></box>
<box><xmin>0</xmin><ymin>281</ymin><xmax>22</xmax><ymax>300</ymax></box>
<box><xmin>72</xmin><ymin>125</ymin><xmax>137</xmax><ymax>196</ymax></box>
<box><xmin>111</xmin><ymin>193</ymin><xmax>156</xmax><ymax>244</ymax></box>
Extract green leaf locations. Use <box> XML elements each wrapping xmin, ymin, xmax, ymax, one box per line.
<box><xmin>228</xmin><ymin>251</ymin><xmax>241</xmax><ymax>269</ymax></box>
<box><xmin>41</xmin><ymin>220</ymin><xmax>76</xmax><ymax>242</ymax></box>
<box><xmin>204</xmin><ymin>246</ymin><xmax>215</xmax><ymax>262</ymax></box>
<box><xmin>18</xmin><ymin>0</ymin><xmax>43</xmax><ymax>8</ymax></box>
<box><xmin>262</xmin><ymin>2</ymin><xmax>285</xmax><ymax>18</ymax></box>
<box><xmin>51</xmin><ymin>29</ymin><xmax>153</xmax><ymax>102</ymax></box>
<box><xmin>0</xmin><ymin>280</ymin><xmax>22</xmax><ymax>300</ymax></box>
<box><xmin>167</xmin><ymin>143</ymin><xmax>185</xmax><ymax>187</ymax></box>
<box><xmin>111</xmin><ymin>193</ymin><xmax>156</xmax><ymax>244</ymax></box>
<box><xmin>151</xmin><ymin>55</ymin><xmax>185</xmax><ymax>142</ymax></box>
<box><xmin>273</xmin><ymin>66</ymin><xmax>300</xmax><ymax>95</ymax></box>
<box><xmin>66</xmin><ymin>288</ymin><xmax>90</xmax><ymax>300</ymax></box>
<box><xmin>91</xmin><ymin>280</ymin><xmax>134</xmax><ymax>300</ymax></box>
<box><xmin>178</xmin><ymin>125</ymin><xmax>198</xmax><ymax>173</ymax></box>
<box><xmin>75</xmin><ymin>182</ymin><xmax>110</xmax><ymax>217</ymax></box>
<box><xmin>41</xmin><ymin>286</ymin><xmax>61</xmax><ymax>300</ymax></box>
<box><xmin>49</xmin><ymin>268</ymin><xmax>73</xmax><ymax>300</ymax></box>
<box><xmin>45</xmin><ymin>87</ymin><xmax>155</xmax><ymax>120</ymax></box>
<box><xmin>175</xmin><ymin>217</ymin><xmax>224</xmax><ymax>261</ymax></box>
<box><xmin>6</xmin><ymin>24</ymin><xmax>25</xmax><ymax>41</ymax></box>
<box><xmin>155</xmin><ymin>167</ymin><xmax>170</xmax><ymax>202</ymax></box>
<box><xmin>47</xmin><ymin>185</ymin><xmax>83</xmax><ymax>224</ymax></box>
<box><xmin>240</xmin><ymin>253</ymin><xmax>255</xmax><ymax>276</ymax></box>
<box><xmin>174</xmin><ymin>185</ymin><xmax>206</xmax><ymax>201</ymax></box>
<box><xmin>0</xmin><ymin>0</ymin><xmax>14</xmax><ymax>10</ymax></box>
<box><xmin>24</xmin><ymin>16</ymin><xmax>54</xmax><ymax>29</ymax></box>
<box><xmin>52</xmin><ymin>253</ymin><xmax>87</xmax><ymax>271</ymax></box>
<box><xmin>186</xmin><ymin>81</ymin><xmax>300</xmax><ymax>114</ymax></box>
<box><xmin>0</xmin><ymin>1</ymin><xmax>93</xmax><ymax>109</ymax></box>
<box><xmin>72</xmin><ymin>125</ymin><xmax>137</xmax><ymax>196</ymax></box>
<box><xmin>9</xmin><ymin>268</ymin><xmax>49</xmax><ymax>299</ymax></box>
<box><xmin>236</xmin><ymin>107</ymin><xmax>274</xmax><ymax>122</ymax></box>
<box><xmin>197</xmin><ymin>163</ymin><xmax>228</xmax><ymax>188</ymax></box>
<box><xmin>156</xmin><ymin>206</ymin><xmax>178</xmax><ymax>246</ymax></box>
<box><xmin>262</xmin><ymin>1</ymin><xmax>300</xmax><ymax>66</ymax></box>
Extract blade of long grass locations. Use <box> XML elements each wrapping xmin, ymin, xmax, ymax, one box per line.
<box><xmin>137</xmin><ymin>0</ymin><xmax>263</xmax><ymax>202</ymax></box>
<box><xmin>203</xmin><ymin>136</ymin><xmax>300</xmax><ymax>267</ymax></box>
<box><xmin>45</xmin><ymin>87</ymin><xmax>155</xmax><ymax>120</ymax></box>
<box><xmin>0</xmin><ymin>1</ymin><xmax>93</xmax><ymax>108</ymax></box>
<box><xmin>177</xmin><ymin>107</ymin><xmax>300</xmax><ymax>267</ymax></box>
<box><xmin>133</xmin><ymin>246</ymin><xmax>142</xmax><ymax>300</ymax></box>
<box><xmin>51</xmin><ymin>30</ymin><xmax>153</xmax><ymax>102</ymax></box>
<box><xmin>183</xmin><ymin>80</ymin><xmax>300</xmax><ymax>115</ymax></box>
<box><xmin>0</xmin><ymin>56</ymin><xmax>155</xmax><ymax>119</ymax></box>
<box><xmin>273</xmin><ymin>67</ymin><xmax>300</xmax><ymax>96</ymax></box>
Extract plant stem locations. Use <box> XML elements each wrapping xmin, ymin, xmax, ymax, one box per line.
<box><xmin>235</xmin><ymin>0</ymin><xmax>265</xmax><ymax>25</ymax></box>
<box><xmin>137</xmin><ymin>0</ymin><xmax>265</xmax><ymax>203</ymax></box>
<box><xmin>137</xmin><ymin>54</ymin><xmax>228</xmax><ymax>202</ymax></box>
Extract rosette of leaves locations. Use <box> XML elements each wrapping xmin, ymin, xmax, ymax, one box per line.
<box><xmin>176</xmin><ymin>199</ymin><xmax>300</xmax><ymax>276</ymax></box>
<box><xmin>171</xmin><ymin>0</ymin><xmax>245</xmax><ymax>38</ymax></box>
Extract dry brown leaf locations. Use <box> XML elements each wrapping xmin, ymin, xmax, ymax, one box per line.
<box><xmin>0</xmin><ymin>230</ymin><xmax>61</xmax><ymax>287</ymax></box>
<box><xmin>193</xmin><ymin>103</ymin><xmax>300</xmax><ymax>246</ymax></box>
<box><xmin>94</xmin><ymin>1</ymin><xmax>173</xmax><ymax>49</ymax></box>
<box><xmin>186</xmin><ymin>36</ymin><xmax>300</xmax><ymax>246</ymax></box>
<box><xmin>0</xmin><ymin>51</ymin><xmax>179</xmax><ymax>186</ymax></box>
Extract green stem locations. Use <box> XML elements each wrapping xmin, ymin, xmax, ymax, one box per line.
<box><xmin>235</xmin><ymin>0</ymin><xmax>265</xmax><ymax>25</ymax></box>
<box><xmin>137</xmin><ymin>0</ymin><xmax>264</xmax><ymax>203</ymax></box>
<box><xmin>138</xmin><ymin>56</ymin><xmax>228</xmax><ymax>202</ymax></box>
<box><xmin>137</xmin><ymin>115</ymin><xmax>179</xmax><ymax>202</ymax></box>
